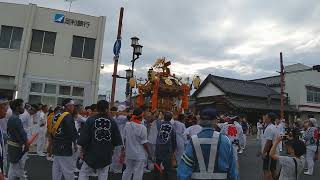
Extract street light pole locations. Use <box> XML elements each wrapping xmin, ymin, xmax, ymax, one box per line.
<box><xmin>129</xmin><ymin>37</ymin><xmax>143</xmax><ymax>107</ymax></box>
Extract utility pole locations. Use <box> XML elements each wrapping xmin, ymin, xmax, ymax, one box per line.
<box><xmin>110</xmin><ymin>7</ymin><xmax>124</xmax><ymax>107</ymax></box>
<box><xmin>280</xmin><ymin>52</ymin><xmax>285</xmax><ymax>121</ymax></box>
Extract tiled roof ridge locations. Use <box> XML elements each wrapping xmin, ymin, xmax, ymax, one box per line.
<box><xmin>250</xmin><ymin>75</ymin><xmax>280</xmax><ymax>81</ymax></box>
<box><xmin>209</xmin><ymin>74</ymin><xmax>271</xmax><ymax>86</ymax></box>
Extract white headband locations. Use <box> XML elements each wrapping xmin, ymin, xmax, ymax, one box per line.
<box><xmin>65</xmin><ymin>100</ymin><xmax>75</xmax><ymax>106</ymax></box>
<box><xmin>0</xmin><ymin>99</ymin><xmax>9</xmax><ymax>105</ymax></box>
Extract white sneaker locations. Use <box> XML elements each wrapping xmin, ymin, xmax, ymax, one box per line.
<box><xmin>37</xmin><ymin>153</ymin><xmax>46</xmax><ymax>157</ymax></box>
<box><xmin>304</xmin><ymin>171</ymin><xmax>312</xmax><ymax>175</ymax></box>
<box><xmin>74</xmin><ymin>168</ymin><xmax>80</xmax><ymax>173</ymax></box>
<box><xmin>238</xmin><ymin>149</ymin><xmax>243</xmax><ymax>154</ymax></box>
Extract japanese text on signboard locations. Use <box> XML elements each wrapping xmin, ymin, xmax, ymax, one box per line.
<box><xmin>65</xmin><ymin>18</ymin><xmax>90</xmax><ymax>28</ymax></box>
<box><xmin>54</xmin><ymin>14</ymin><xmax>90</xmax><ymax>28</ymax></box>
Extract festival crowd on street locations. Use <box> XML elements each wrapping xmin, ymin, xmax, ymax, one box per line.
<box><xmin>0</xmin><ymin>97</ymin><xmax>319</xmax><ymax>180</ymax></box>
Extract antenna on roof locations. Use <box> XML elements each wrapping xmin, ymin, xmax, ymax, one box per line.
<box><xmin>65</xmin><ymin>0</ymin><xmax>77</xmax><ymax>12</ymax></box>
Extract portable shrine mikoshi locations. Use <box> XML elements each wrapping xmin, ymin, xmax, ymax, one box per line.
<box><xmin>134</xmin><ymin>58</ymin><xmax>201</xmax><ymax>114</ymax></box>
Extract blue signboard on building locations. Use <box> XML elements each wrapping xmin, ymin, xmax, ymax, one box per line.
<box><xmin>54</xmin><ymin>14</ymin><xmax>65</xmax><ymax>23</ymax></box>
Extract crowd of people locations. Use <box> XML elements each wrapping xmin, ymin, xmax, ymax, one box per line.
<box><xmin>257</xmin><ymin>113</ymin><xmax>319</xmax><ymax>180</ymax></box>
<box><xmin>0</xmin><ymin>96</ymin><xmax>319</xmax><ymax>180</ymax></box>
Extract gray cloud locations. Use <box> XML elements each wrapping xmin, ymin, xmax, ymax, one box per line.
<box><xmin>6</xmin><ymin>0</ymin><xmax>320</xmax><ymax>100</ymax></box>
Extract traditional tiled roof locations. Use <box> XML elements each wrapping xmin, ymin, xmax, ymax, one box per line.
<box><xmin>251</xmin><ymin>75</ymin><xmax>281</xmax><ymax>87</ymax></box>
<box><xmin>193</xmin><ymin>74</ymin><xmax>281</xmax><ymax>99</ymax></box>
<box><xmin>227</xmin><ymin>98</ymin><xmax>294</xmax><ymax>111</ymax></box>
<box><xmin>251</xmin><ymin>63</ymin><xmax>312</xmax><ymax>86</ymax></box>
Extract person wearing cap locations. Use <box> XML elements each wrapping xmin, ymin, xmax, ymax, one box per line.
<box><xmin>51</xmin><ymin>98</ymin><xmax>78</xmax><ymax>180</ymax></box>
<box><xmin>154</xmin><ymin>111</ymin><xmax>177</xmax><ymax>180</ymax></box>
<box><xmin>220</xmin><ymin>116</ymin><xmax>244</xmax><ymax>169</ymax></box>
<box><xmin>177</xmin><ymin>108</ymin><xmax>238</xmax><ymax>180</ymax></box>
<box><xmin>303</xmin><ymin>117</ymin><xmax>319</xmax><ymax>175</ymax></box>
<box><xmin>7</xmin><ymin>99</ymin><xmax>28</xmax><ymax>180</ymax></box>
<box><xmin>121</xmin><ymin>108</ymin><xmax>153</xmax><ymax>180</ymax></box>
<box><xmin>0</xmin><ymin>98</ymin><xmax>9</xmax><ymax>180</ymax></box>
<box><xmin>77</xmin><ymin>100</ymin><xmax>122</xmax><ymax>180</ymax></box>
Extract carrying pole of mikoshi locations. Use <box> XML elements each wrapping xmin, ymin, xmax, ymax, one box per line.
<box><xmin>280</xmin><ymin>52</ymin><xmax>285</xmax><ymax>121</ymax></box>
<box><xmin>110</xmin><ymin>7</ymin><xmax>124</xmax><ymax>107</ymax></box>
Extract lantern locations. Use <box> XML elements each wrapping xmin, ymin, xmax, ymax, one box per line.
<box><xmin>193</xmin><ymin>76</ymin><xmax>201</xmax><ymax>89</ymax></box>
<box><xmin>125</xmin><ymin>69</ymin><xmax>133</xmax><ymax>79</ymax></box>
<box><xmin>129</xmin><ymin>77</ymin><xmax>136</xmax><ymax>88</ymax></box>
<box><xmin>131</xmin><ymin>37</ymin><xmax>139</xmax><ymax>47</ymax></box>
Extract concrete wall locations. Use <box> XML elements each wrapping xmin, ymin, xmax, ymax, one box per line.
<box><xmin>0</xmin><ymin>50</ymin><xmax>20</xmax><ymax>76</ymax></box>
<box><xmin>285</xmin><ymin>70</ymin><xmax>320</xmax><ymax>123</ymax></box>
<box><xmin>0</xmin><ymin>3</ymin><xmax>29</xmax><ymax>76</ymax></box>
<box><xmin>286</xmin><ymin>70</ymin><xmax>320</xmax><ymax>107</ymax></box>
<box><xmin>0</xmin><ymin>3</ymin><xmax>29</xmax><ymax>26</ymax></box>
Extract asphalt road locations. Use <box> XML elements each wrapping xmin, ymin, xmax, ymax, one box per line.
<box><xmin>25</xmin><ymin>136</ymin><xmax>320</xmax><ymax>180</ymax></box>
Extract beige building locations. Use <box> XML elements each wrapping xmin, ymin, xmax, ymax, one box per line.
<box><xmin>0</xmin><ymin>2</ymin><xmax>106</xmax><ymax>106</ymax></box>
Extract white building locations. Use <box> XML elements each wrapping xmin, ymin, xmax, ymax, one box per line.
<box><xmin>0</xmin><ymin>2</ymin><xmax>106</xmax><ymax>107</ymax></box>
<box><xmin>253</xmin><ymin>63</ymin><xmax>320</xmax><ymax>121</ymax></box>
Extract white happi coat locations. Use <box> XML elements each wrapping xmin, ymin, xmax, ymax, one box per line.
<box><xmin>173</xmin><ymin>120</ymin><xmax>186</xmax><ymax>163</ymax></box>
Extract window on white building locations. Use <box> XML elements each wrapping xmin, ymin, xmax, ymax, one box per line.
<box><xmin>72</xmin><ymin>87</ymin><xmax>84</xmax><ymax>97</ymax></box>
<box><xmin>30</xmin><ymin>30</ymin><xmax>56</xmax><ymax>54</ymax></box>
<box><xmin>28</xmin><ymin>82</ymin><xmax>84</xmax><ymax>107</ymax></box>
<box><xmin>59</xmin><ymin>85</ymin><xmax>71</xmax><ymax>95</ymax></box>
<box><xmin>57</xmin><ymin>97</ymin><xmax>69</xmax><ymax>106</ymax></box>
<box><xmin>42</xmin><ymin>96</ymin><xmax>56</xmax><ymax>106</ymax></box>
<box><xmin>30</xmin><ymin>82</ymin><xmax>43</xmax><ymax>93</ymax></box>
<box><xmin>44</xmin><ymin>84</ymin><xmax>56</xmax><ymax>94</ymax></box>
<box><xmin>71</xmin><ymin>36</ymin><xmax>96</xmax><ymax>59</ymax></box>
<box><xmin>0</xmin><ymin>25</ymin><xmax>23</xmax><ymax>49</ymax></box>
<box><xmin>29</xmin><ymin>95</ymin><xmax>42</xmax><ymax>104</ymax></box>
<box><xmin>306</xmin><ymin>86</ymin><xmax>320</xmax><ymax>104</ymax></box>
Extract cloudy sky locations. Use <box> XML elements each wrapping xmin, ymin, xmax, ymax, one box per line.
<box><xmin>4</xmin><ymin>0</ymin><xmax>320</xmax><ymax>100</ymax></box>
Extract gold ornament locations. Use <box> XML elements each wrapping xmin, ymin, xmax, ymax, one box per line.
<box><xmin>193</xmin><ymin>76</ymin><xmax>201</xmax><ymax>89</ymax></box>
<box><xmin>165</xmin><ymin>78</ymin><xmax>173</xmax><ymax>86</ymax></box>
<box><xmin>148</xmin><ymin>68</ymin><xmax>156</xmax><ymax>82</ymax></box>
<box><xmin>129</xmin><ymin>77</ymin><xmax>136</xmax><ymax>88</ymax></box>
